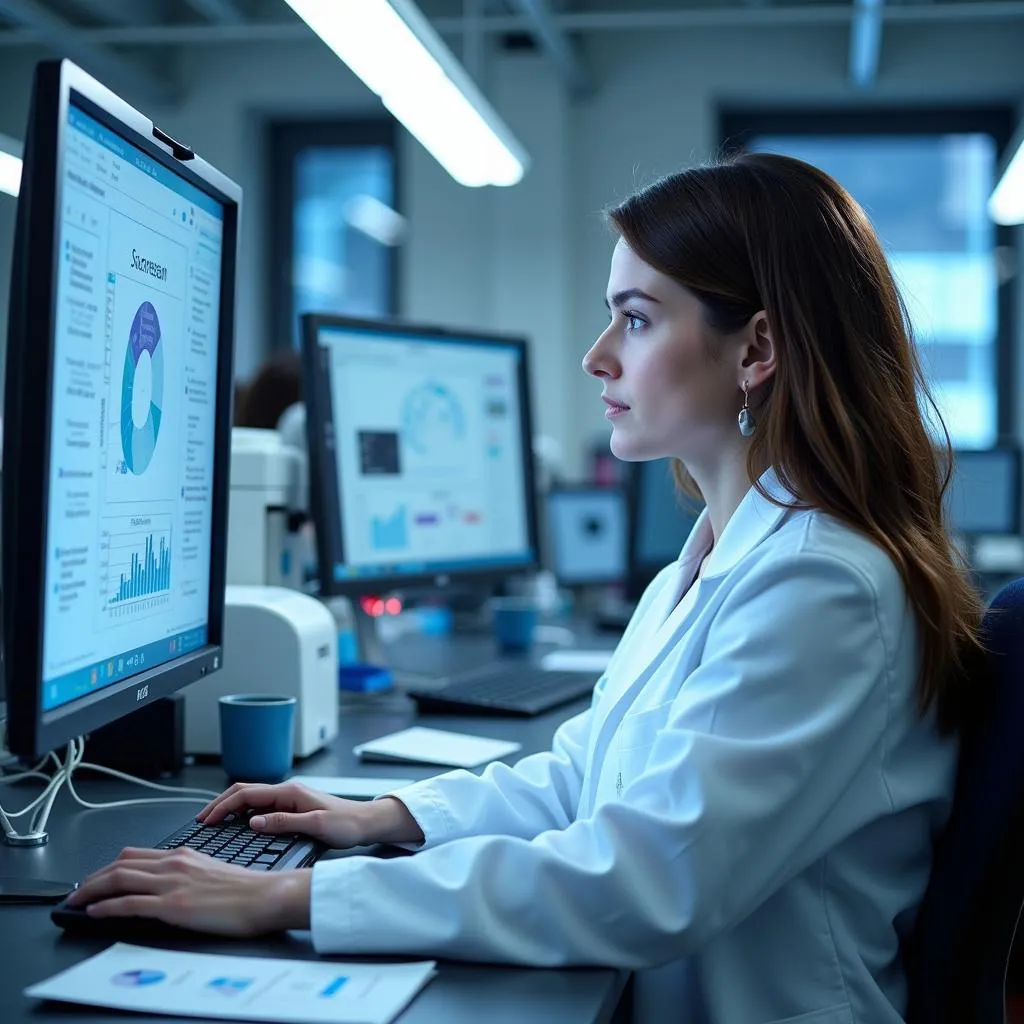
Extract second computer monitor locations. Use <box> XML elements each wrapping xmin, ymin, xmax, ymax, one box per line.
<box><xmin>301</xmin><ymin>314</ymin><xmax>539</xmax><ymax>594</ymax></box>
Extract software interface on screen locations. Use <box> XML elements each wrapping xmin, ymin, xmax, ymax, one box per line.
<box><xmin>318</xmin><ymin>324</ymin><xmax>533</xmax><ymax>582</ymax></box>
<box><xmin>41</xmin><ymin>103</ymin><xmax>223</xmax><ymax>712</ymax></box>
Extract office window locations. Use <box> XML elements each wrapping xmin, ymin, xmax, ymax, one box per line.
<box><xmin>269</xmin><ymin>120</ymin><xmax>399</xmax><ymax>349</ymax></box>
<box><xmin>720</xmin><ymin>110</ymin><xmax>1016</xmax><ymax>448</ymax></box>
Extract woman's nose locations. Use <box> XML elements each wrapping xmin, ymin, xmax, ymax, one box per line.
<box><xmin>582</xmin><ymin>331</ymin><xmax>618</xmax><ymax>378</ymax></box>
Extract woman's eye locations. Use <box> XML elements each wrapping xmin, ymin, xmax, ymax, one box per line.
<box><xmin>624</xmin><ymin>312</ymin><xmax>646</xmax><ymax>331</ymax></box>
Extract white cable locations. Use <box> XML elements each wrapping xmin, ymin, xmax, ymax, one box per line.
<box><xmin>0</xmin><ymin>770</ymin><xmax>53</xmax><ymax>786</ymax></box>
<box><xmin>0</xmin><ymin>753</ymin><xmax>51</xmax><ymax>780</ymax></box>
<box><xmin>28</xmin><ymin>739</ymin><xmax>77</xmax><ymax>836</ymax></box>
<box><xmin>36</xmin><ymin>738</ymin><xmax>82</xmax><ymax>833</ymax></box>
<box><xmin>1</xmin><ymin>765</ymin><xmax>70</xmax><ymax>818</ymax></box>
<box><xmin>75</xmin><ymin>760</ymin><xmax>218</xmax><ymax>799</ymax></box>
<box><xmin>65</xmin><ymin>779</ymin><xmax>214</xmax><ymax>812</ymax></box>
<box><xmin>1</xmin><ymin>736</ymin><xmax>221</xmax><ymax>843</ymax></box>
<box><xmin>1</xmin><ymin>777</ymin><xmax>65</xmax><ymax>816</ymax></box>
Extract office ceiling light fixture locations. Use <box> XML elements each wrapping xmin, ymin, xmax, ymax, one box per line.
<box><xmin>282</xmin><ymin>0</ymin><xmax>528</xmax><ymax>187</ymax></box>
<box><xmin>0</xmin><ymin>133</ymin><xmax>22</xmax><ymax>198</ymax></box>
<box><xmin>989</xmin><ymin>131</ymin><xmax>1024</xmax><ymax>226</ymax></box>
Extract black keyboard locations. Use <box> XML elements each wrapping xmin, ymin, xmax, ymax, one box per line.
<box><xmin>408</xmin><ymin>666</ymin><xmax>598</xmax><ymax>717</ymax></box>
<box><xmin>51</xmin><ymin>813</ymin><xmax>323</xmax><ymax>937</ymax></box>
<box><xmin>152</xmin><ymin>813</ymin><xmax>322</xmax><ymax>871</ymax></box>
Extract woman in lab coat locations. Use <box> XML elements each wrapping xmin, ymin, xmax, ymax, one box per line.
<box><xmin>71</xmin><ymin>153</ymin><xmax>986</xmax><ymax>1024</ymax></box>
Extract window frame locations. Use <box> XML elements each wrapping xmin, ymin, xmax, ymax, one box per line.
<box><xmin>267</xmin><ymin>117</ymin><xmax>401</xmax><ymax>353</ymax></box>
<box><xmin>718</xmin><ymin>106</ymin><xmax>1018</xmax><ymax>443</ymax></box>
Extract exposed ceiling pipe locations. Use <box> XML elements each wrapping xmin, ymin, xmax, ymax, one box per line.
<box><xmin>504</xmin><ymin>0</ymin><xmax>594</xmax><ymax>99</ymax></box>
<box><xmin>0</xmin><ymin>0</ymin><xmax>177</xmax><ymax>104</ymax></box>
<box><xmin>1</xmin><ymin>3</ymin><xmax>1024</xmax><ymax>48</ymax></box>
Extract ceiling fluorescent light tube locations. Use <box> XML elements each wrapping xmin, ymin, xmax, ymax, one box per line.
<box><xmin>989</xmin><ymin>130</ymin><xmax>1024</xmax><ymax>226</ymax></box>
<box><xmin>283</xmin><ymin>0</ymin><xmax>528</xmax><ymax>187</ymax></box>
<box><xmin>0</xmin><ymin>134</ymin><xmax>22</xmax><ymax>198</ymax></box>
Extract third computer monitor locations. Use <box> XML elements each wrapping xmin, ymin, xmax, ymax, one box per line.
<box><xmin>546</xmin><ymin>486</ymin><xmax>627</xmax><ymax>587</ymax></box>
<box><xmin>945</xmin><ymin>447</ymin><xmax>1021</xmax><ymax>537</ymax></box>
<box><xmin>627</xmin><ymin>459</ymin><xmax>702</xmax><ymax>600</ymax></box>
<box><xmin>301</xmin><ymin>314</ymin><xmax>540</xmax><ymax>595</ymax></box>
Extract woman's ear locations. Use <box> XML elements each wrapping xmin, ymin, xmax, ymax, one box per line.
<box><xmin>738</xmin><ymin>311</ymin><xmax>776</xmax><ymax>390</ymax></box>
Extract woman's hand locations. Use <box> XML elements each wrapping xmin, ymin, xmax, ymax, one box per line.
<box><xmin>198</xmin><ymin>781</ymin><xmax>424</xmax><ymax>849</ymax></box>
<box><xmin>65</xmin><ymin>847</ymin><xmax>311</xmax><ymax>936</ymax></box>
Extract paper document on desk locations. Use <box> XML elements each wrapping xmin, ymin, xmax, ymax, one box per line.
<box><xmin>540</xmin><ymin>649</ymin><xmax>612</xmax><ymax>673</ymax></box>
<box><xmin>25</xmin><ymin>942</ymin><xmax>436</xmax><ymax>1024</ymax></box>
<box><xmin>354</xmin><ymin>726</ymin><xmax>521</xmax><ymax>768</ymax></box>
<box><xmin>289</xmin><ymin>775</ymin><xmax>419</xmax><ymax>799</ymax></box>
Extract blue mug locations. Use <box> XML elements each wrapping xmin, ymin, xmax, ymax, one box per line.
<box><xmin>490</xmin><ymin>597</ymin><xmax>538</xmax><ymax>652</ymax></box>
<box><xmin>218</xmin><ymin>694</ymin><xmax>296</xmax><ymax>784</ymax></box>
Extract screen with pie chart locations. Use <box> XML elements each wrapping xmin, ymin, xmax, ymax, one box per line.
<box><xmin>40</xmin><ymin>100</ymin><xmax>225</xmax><ymax>711</ymax></box>
<box><xmin>121</xmin><ymin>301</ymin><xmax>164</xmax><ymax>475</ymax></box>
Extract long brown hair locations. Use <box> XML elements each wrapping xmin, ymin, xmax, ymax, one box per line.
<box><xmin>608</xmin><ymin>152</ymin><xmax>985</xmax><ymax>732</ymax></box>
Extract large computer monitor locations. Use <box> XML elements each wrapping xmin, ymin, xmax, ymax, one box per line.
<box><xmin>2</xmin><ymin>60</ymin><xmax>240</xmax><ymax>760</ymax></box>
<box><xmin>945</xmin><ymin>447</ymin><xmax>1021</xmax><ymax>537</ymax></box>
<box><xmin>626</xmin><ymin>459</ymin><xmax>702</xmax><ymax>601</ymax></box>
<box><xmin>300</xmin><ymin>314</ymin><xmax>539</xmax><ymax>597</ymax></box>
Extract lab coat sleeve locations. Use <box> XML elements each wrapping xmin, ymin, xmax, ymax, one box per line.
<box><xmin>383</xmin><ymin>680</ymin><xmax>606</xmax><ymax>848</ymax></box>
<box><xmin>383</xmin><ymin>575</ymin><xmax>669</xmax><ymax>849</ymax></box>
<box><xmin>310</xmin><ymin>548</ymin><xmax>908</xmax><ymax>966</ymax></box>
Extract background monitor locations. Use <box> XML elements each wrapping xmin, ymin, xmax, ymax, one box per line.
<box><xmin>627</xmin><ymin>459</ymin><xmax>702</xmax><ymax>601</ymax></box>
<box><xmin>2</xmin><ymin>59</ymin><xmax>240</xmax><ymax>759</ymax></box>
<box><xmin>945</xmin><ymin>446</ymin><xmax>1022</xmax><ymax>536</ymax></box>
<box><xmin>301</xmin><ymin>314</ymin><xmax>540</xmax><ymax>596</ymax></box>
<box><xmin>546</xmin><ymin>486</ymin><xmax>627</xmax><ymax>586</ymax></box>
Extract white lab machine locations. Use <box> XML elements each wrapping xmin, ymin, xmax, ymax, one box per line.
<box><xmin>181</xmin><ymin>586</ymin><xmax>339</xmax><ymax>759</ymax></box>
<box><xmin>226</xmin><ymin>427</ymin><xmax>307</xmax><ymax>588</ymax></box>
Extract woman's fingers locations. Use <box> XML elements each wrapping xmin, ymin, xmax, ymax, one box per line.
<box><xmin>198</xmin><ymin>783</ymin><xmax>289</xmax><ymax>823</ymax></box>
<box><xmin>86</xmin><ymin>894</ymin><xmax>167</xmax><ymax>919</ymax></box>
<box><xmin>68</xmin><ymin>864</ymin><xmax>173</xmax><ymax>907</ymax></box>
<box><xmin>196</xmin><ymin>781</ymin><xmax>252</xmax><ymax>821</ymax></box>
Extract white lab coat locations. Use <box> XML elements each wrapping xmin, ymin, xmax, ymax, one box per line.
<box><xmin>311</xmin><ymin>470</ymin><xmax>957</xmax><ymax>1024</ymax></box>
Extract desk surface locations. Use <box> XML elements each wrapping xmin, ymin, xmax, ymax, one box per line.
<box><xmin>0</xmin><ymin>686</ymin><xmax>628</xmax><ymax>1023</ymax></box>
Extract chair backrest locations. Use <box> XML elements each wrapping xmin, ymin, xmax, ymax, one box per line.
<box><xmin>906</xmin><ymin>577</ymin><xmax>1024</xmax><ymax>1023</ymax></box>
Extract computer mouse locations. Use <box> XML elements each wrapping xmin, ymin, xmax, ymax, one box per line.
<box><xmin>51</xmin><ymin>898</ymin><xmax>206</xmax><ymax>942</ymax></box>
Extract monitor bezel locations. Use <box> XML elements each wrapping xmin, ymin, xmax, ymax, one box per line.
<box><xmin>300</xmin><ymin>312</ymin><xmax>541</xmax><ymax>597</ymax></box>
<box><xmin>3</xmin><ymin>59</ymin><xmax>241</xmax><ymax>759</ymax></box>
<box><xmin>545</xmin><ymin>483</ymin><xmax>628</xmax><ymax>587</ymax></box>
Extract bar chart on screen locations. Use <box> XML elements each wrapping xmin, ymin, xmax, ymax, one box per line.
<box><xmin>96</xmin><ymin>513</ymin><xmax>173</xmax><ymax>623</ymax></box>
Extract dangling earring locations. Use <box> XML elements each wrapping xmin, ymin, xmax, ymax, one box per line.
<box><xmin>738</xmin><ymin>381</ymin><xmax>756</xmax><ymax>437</ymax></box>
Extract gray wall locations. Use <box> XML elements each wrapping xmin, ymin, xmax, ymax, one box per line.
<box><xmin>0</xmin><ymin>18</ymin><xmax>1023</xmax><ymax>474</ymax></box>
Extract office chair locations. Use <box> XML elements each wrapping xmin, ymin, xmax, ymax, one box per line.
<box><xmin>905</xmin><ymin>577</ymin><xmax>1024</xmax><ymax>1023</ymax></box>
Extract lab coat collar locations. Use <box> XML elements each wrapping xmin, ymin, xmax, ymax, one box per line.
<box><xmin>679</xmin><ymin>468</ymin><xmax>799</xmax><ymax>581</ymax></box>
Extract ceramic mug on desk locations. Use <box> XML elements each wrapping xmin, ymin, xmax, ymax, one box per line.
<box><xmin>490</xmin><ymin>597</ymin><xmax>539</xmax><ymax>652</ymax></box>
<box><xmin>218</xmin><ymin>694</ymin><xmax>296</xmax><ymax>784</ymax></box>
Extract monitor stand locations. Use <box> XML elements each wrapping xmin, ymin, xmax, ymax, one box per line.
<box><xmin>352</xmin><ymin>603</ymin><xmax>388</xmax><ymax>667</ymax></box>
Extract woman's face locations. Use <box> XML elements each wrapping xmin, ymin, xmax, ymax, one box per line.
<box><xmin>583</xmin><ymin>240</ymin><xmax>742</xmax><ymax>463</ymax></box>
